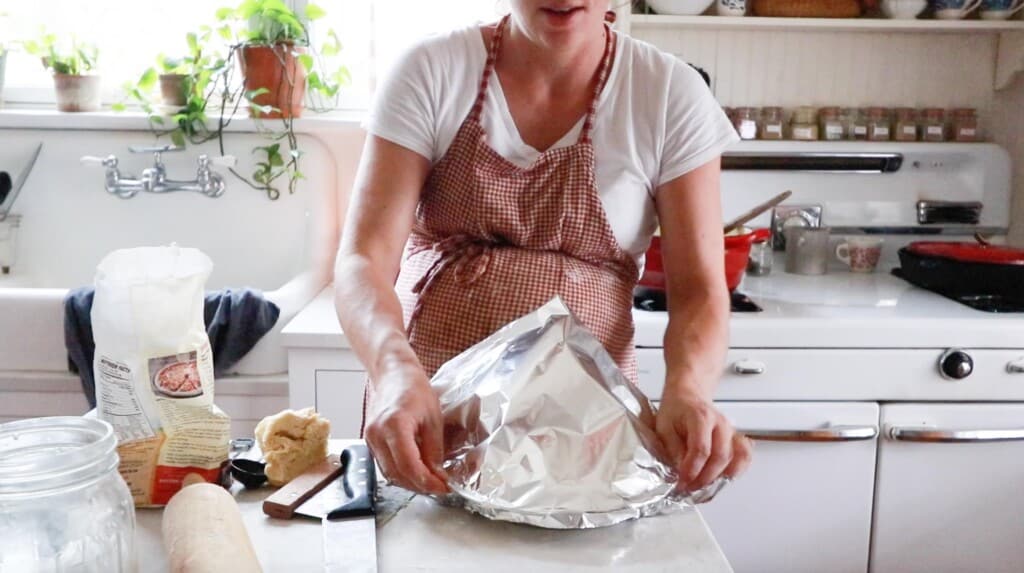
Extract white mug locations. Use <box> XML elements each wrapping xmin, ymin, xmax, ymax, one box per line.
<box><xmin>717</xmin><ymin>0</ymin><xmax>748</xmax><ymax>16</ymax></box>
<box><xmin>932</xmin><ymin>0</ymin><xmax>984</xmax><ymax>19</ymax></box>
<box><xmin>882</xmin><ymin>0</ymin><xmax>928</xmax><ymax>18</ymax></box>
<box><xmin>835</xmin><ymin>237</ymin><xmax>884</xmax><ymax>273</ymax></box>
<box><xmin>980</xmin><ymin>0</ymin><xmax>1024</xmax><ymax>19</ymax></box>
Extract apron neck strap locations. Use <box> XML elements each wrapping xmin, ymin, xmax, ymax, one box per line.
<box><xmin>471</xmin><ymin>15</ymin><xmax>616</xmax><ymax>142</ymax></box>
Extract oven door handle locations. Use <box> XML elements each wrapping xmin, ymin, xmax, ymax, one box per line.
<box><xmin>739</xmin><ymin>425</ymin><xmax>878</xmax><ymax>442</ymax></box>
<box><xmin>887</xmin><ymin>426</ymin><xmax>1024</xmax><ymax>443</ymax></box>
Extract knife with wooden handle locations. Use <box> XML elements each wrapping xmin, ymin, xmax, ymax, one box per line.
<box><xmin>262</xmin><ymin>445</ymin><xmax>379</xmax><ymax>572</ymax></box>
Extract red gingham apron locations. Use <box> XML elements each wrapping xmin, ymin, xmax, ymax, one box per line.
<box><xmin>390</xmin><ymin>14</ymin><xmax>640</xmax><ymax>387</ymax></box>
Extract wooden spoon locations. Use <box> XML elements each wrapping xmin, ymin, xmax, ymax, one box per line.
<box><xmin>723</xmin><ymin>190</ymin><xmax>793</xmax><ymax>235</ymax></box>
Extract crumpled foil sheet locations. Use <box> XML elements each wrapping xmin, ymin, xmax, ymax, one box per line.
<box><xmin>432</xmin><ymin>297</ymin><xmax>727</xmax><ymax>530</ymax></box>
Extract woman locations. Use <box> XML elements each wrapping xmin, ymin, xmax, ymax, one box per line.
<box><xmin>335</xmin><ymin>0</ymin><xmax>752</xmax><ymax>496</ymax></box>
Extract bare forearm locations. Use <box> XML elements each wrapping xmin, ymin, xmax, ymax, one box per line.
<box><xmin>663</xmin><ymin>286</ymin><xmax>729</xmax><ymax>400</ymax></box>
<box><xmin>334</xmin><ymin>254</ymin><xmax>423</xmax><ymax>388</ymax></box>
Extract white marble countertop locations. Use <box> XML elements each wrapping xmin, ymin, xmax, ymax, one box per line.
<box><xmin>136</xmin><ymin>441</ymin><xmax>732</xmax><ymax>572</ymax></box>
<box><xmin>283</xmin><ymin>270</ymin><xmax>1024</xmax><ymax>352</ymax></box>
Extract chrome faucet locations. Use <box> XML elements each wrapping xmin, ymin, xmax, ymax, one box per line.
<box><xmin>81</xmin><ymin>145</ymin><xmax>236</xmax><ymax>199</ymax></box>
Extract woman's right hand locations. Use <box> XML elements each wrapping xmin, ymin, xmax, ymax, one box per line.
<box><xmin>363</xmin><ymin>369</ymin><xmax>450</xmax><ymax>495</ymax></box>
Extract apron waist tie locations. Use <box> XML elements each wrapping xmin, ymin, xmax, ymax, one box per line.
<box><xmin>410</xmin><ymin>235</ymin><xmax>497</xmax><ymax>324</ymax></box>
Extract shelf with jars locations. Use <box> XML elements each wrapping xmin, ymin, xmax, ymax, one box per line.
<box><xmin>724</xmin><ymin>105</ymin><xmax>984</xmax><ymax>142</ymax></box>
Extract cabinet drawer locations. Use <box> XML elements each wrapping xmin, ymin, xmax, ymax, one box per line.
<box><xmin>636</xmin><ymin>348</ymin><xmax>1024</xmax><ymax>402</ymax></box>
<box><xmin>701</xmin><ymin>402</ymin><xmax>879</xmax><ymax>573</ymax></box>
<box><xmin>315</xmin><ymin>370</ymin><xmax>367</xmax><ymax>439</ymax></box>
<box><xmin>872</xmin><ymin>403</ymin><xmax>1024</xmax><ymax>573</ymax></box>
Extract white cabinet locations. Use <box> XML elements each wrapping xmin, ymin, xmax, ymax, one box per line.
<box><xmin>700</xmin><ymin>402</ymin><xmax>879</xmax><ymax>573</ymax></box>
<box><xmin>871</xmin><ymin>403</ymin><xmax>1024</xmax><ymax>573</ymax></box>
<box><xmin>315</xmin><ymin>370</ymin><xmax>367</xmax><ymax>439</ymax></box>
<box><xmin>287</xmin><ymin>345</ymin><xmax>367</xmax><ymax>438</ymax></box>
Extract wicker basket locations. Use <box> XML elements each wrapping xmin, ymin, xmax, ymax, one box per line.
<box><xmin>752</xmin><ymin>0</ymin><xmax>864</xmax><ymax>17</ymax></box>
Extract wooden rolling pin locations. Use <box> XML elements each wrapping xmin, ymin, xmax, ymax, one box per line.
<box><xmin>163</xmin><ymin>483</ymin><xmax>263</xmax><ymax>573</ymax></box>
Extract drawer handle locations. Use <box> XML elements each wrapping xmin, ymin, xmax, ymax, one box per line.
<box><xmin>739</xmin><ymin>425</ymin><xmax>878</xmax><ymax>442</ymax></box>
<box><xmin>1007</xmin><ymin>359</ymin><xmax>1024</xmax><ymax>374</ymax></box>
<box><xmin>887</xmin><ymin>426</ymin><xmax>1024</xmax><ymax>443</ymax></box>
<box><xmin>732</xmin><ymin>360</ymin><xmax>766</xmax><ymax>375</ymax></box>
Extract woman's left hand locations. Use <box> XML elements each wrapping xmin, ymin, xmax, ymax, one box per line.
<box><xmin>655</xmin><ymin>386</ymin><xmax>753</xmax><ymax>493</ymax></box>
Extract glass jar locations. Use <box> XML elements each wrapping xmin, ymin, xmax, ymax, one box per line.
<box><xmin>759</xmin><ymin>107</ymin><xmax>785</xmax><ymax>140</ymax></box>
<box><xmin>747</xmin><ymin>239</ymin><xmax>773</xmax><ymax>276</ymax></box>
<box><xmin>867</xmin><ymin>107</ymin><xmax>891</xmax><ymax>141</ymax></box>
<box><xmin>952</xmin><ymin>108</ymin><xmax>980</xmax><ymax>142</ymax></box>
<box><xmin>0</xmin><ymin>417</ymin><xmax>135</xmax><ymax>572</ymax></box>
<box><xmin>894</xmin><ymin>108</ymin><xmax>919</xmax><ymax>142</ymax></box>
<box><xmin>839</xmin><ymin>108</ymin><xmax>864</xmax><ymax>141</ymax></box>
<box><xmin>922</xmin><ymin>108</ymin><xmax>947</xmax><ymax>142</ymax></box>
<box><xmin>819</xmin><ymin>107</ymin><xmax>844</xmax><ymax>141</ymax></box>
<box><xmin>847</xmin><ymin>108</ymin><xmax>869</xmax><ymax>141</ymax></box>
<box><xmin>733</xmin><ymin>107</ymin><xmax>759</xmax><ymax>140</ymax></box>
<box><xmin>790</xmin><ymin>106</ymin><xmax>819</xmax><ymax>141</ymax></box>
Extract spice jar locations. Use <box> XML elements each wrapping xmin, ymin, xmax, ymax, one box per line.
<box><xmin>0</xmin><ymin>417</ymin><xmax>136</xmax><ymax>572</ymax></box>
<box><xmin>847</xmin><ymin>108</ymin><xmax>869</xmax><ymax>141</ymax></box>
<box><xmin>922</xmin><ymin>108</ymin><xmax>947</xmax><ymax>142</ymax></box>
<box><xmin>867</xmin><ymin>107</ymin><xmax>891</xmax><ymax>141</ymax></box>
<box><xmin>819</xmin><ymin>107</ymin><xmax>844</xmax><ymax>141</ymax></box>
<box><xmin>759</xmin><ymin>107</ymin><xmax>785</xmax><ymax>140</ymax></box>
<box><xmin>733</xmin><ymin>107</ymin><xmax>759</xmax><ymax>140</ymax></box>
<box><xmin>952</xmin><ymin>108</ymin><xmax>980</xmax><ymax>142</ymax></box>
<box><xmin>894</xmin><ymin>108</ymin><xmax>919</xmax><ymax>142</ymax></box>
<box><xmin>790</xmin><ymin>107</ymin><xmax>819</xmax><ymax>141</ymax></box>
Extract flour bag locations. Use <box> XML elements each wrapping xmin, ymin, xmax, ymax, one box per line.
<box><xmin>92</xmin><ymin>246</ymin><xmax>230</xmax><ymax>507</ymax></box>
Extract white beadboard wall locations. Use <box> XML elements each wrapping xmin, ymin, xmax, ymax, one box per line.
<box><xmin>634</xmin><ymin>26</ymin><xmax>1024</xmax><ymax>242</ymax></box>
<box><xmin>638</xmin><ymin>29</ymin><xmax>997</xmax><ymax>108</ymax></box>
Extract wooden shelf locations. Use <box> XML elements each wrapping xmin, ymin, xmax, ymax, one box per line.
<box><xmin>630</xmin><ymin>14</ymin><xmax>1024</xmax><ymax>33</ymax></box>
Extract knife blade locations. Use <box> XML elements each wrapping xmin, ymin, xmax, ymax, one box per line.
<box><xmin>1</xmin><ymin>143</ymin><xmax>43</xmax><ymax>221</ymax></box>
<box><xmin>292</xmin><ymin>445</ymin><xmax>378</xmax><ymax>573</ymax></box>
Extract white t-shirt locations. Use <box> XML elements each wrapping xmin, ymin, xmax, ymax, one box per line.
<box><xmin>365</xmin><ymin>24</ymin><xmax>738</xmax><ymax>265</ymax></box>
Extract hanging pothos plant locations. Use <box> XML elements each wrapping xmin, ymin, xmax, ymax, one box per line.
<box><xmin>117</xmin><ymin>0</ymin><xmax>349</xmax><ymax>200</ymax></box>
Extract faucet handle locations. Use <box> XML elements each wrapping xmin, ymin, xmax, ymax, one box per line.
<box><xmin>81</xmin><ymin>155</ymin><xmax>118</xmax><ymax>168</ymax></box>
<box><xmin>128</xmin><ymin>145</ymin><xmax>182</xmax><ymax>154</ymax></box>
<box><xmin>209</xmin><ymin>155</ymin><xmax>237</xmax><ymax>168</ymax></box>
<box><xmin>197</xmin><ymin>154</ymin><xmax>236</xmax><ymax>171</ymax></box>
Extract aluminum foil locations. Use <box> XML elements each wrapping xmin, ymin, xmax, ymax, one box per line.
<box><xmin>432</xmin><ymin>297</ymin><xmax>727</xmax><ymax>530</ymax></box>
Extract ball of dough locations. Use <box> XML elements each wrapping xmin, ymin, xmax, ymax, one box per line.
<box><xmin>255</xmin><ymin>408</ymin><xmax>331</xmax><ymax>486</ymax></box>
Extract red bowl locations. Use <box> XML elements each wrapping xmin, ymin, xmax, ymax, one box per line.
<box><xmin>640</xmin><ymin>228</ymin><xmax>771</xmax><ymax>292</ymax></box>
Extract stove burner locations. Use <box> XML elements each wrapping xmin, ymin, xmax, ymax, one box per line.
<box><xmin>633</xmin><ymin>287</ymin><xmax>763</xmax><ymax>313</ymax></box>
<box><xmin>892</xmin><ymin>268</ymin><xmax>1024</xmax><ymax>313</ymax></box>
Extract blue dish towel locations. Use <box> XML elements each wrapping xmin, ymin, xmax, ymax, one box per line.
<box><xmin>64</xmin><ymin>287</ymin><xmax>281</xmax><ymax>408</ymax></box>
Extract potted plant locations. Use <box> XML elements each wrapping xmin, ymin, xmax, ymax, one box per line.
<box><xmin>157</xmin><ymin>55</ymin><xmax>195</xmax><ymax>108</ymax></box>
<box><xmin>221</xmin><ymin>0</ymin><xmax>310</xmax><ymax>119</ymax></box>
<box><xmin>119</xmin><ymin>1</ymin><xmax>347</xmax><ymax>200</ymax></box>
<box><xmin>23</xmin><ymin>32</ymin><xmax>101</xmax><ymax>112</ymax></box>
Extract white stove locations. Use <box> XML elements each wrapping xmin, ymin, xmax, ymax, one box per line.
<box><xmin>631</xmin><ymin>142</ymin><xmax>1024</xmax><ymax>573</ymax></box>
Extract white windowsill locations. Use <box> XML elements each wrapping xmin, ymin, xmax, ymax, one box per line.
<box><xmin>0</xmin><ymin>104</ymin><xmax>367</xmax><ymax>133</ymax></box>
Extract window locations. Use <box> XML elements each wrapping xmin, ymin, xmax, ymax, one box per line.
<box><xmin>0</xmin><ymin>1</ymin><xmax>506</xmax><ymax>109</ymax></box>
<box><xmin>2</xmin><ymin>0</ymin><xmax>225</xmax><ymax>105</ymax></box>
<box><xmin>317</xmin><ymin>1</ymin><xmax>506</xmax><ymax>109</ymax></box>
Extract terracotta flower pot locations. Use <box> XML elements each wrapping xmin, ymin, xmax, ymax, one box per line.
<box><xmin>53</xmin><ymin>74</ymin><xmax>101</xmax><ymax>112</ymax></box>
<box><xmin>159</xmin><ymin>74</ymin><xmax>189</xmax><ymax>107</ymax></box>
<box><xmin>240</xmin><ymin>44</ymin><xmax>307</xmax><ymax>119</ymax></box>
